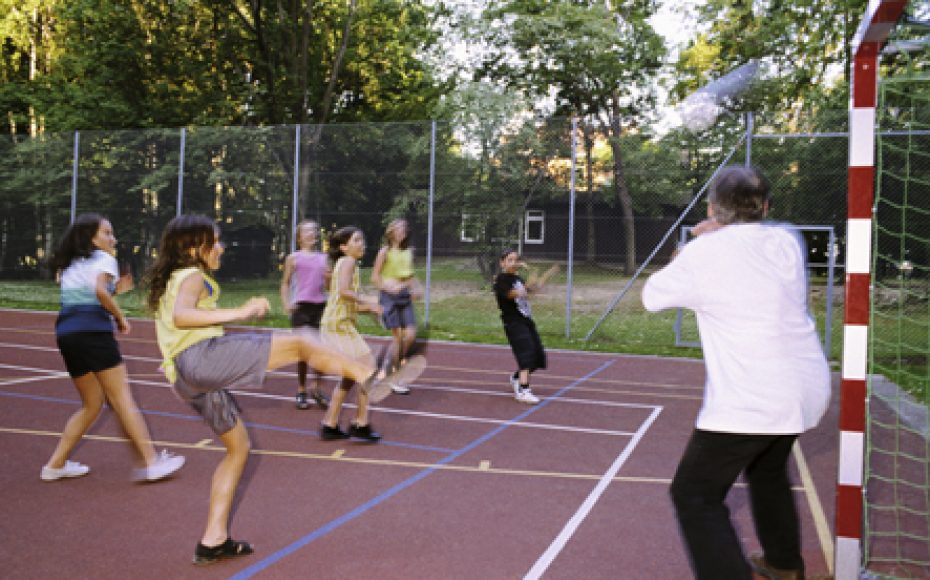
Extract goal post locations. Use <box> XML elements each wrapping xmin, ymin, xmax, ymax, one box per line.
<box><xmin>839</xmin><ymin>2</ymin><xmax>910</xmax><ymax>579</ymax></box>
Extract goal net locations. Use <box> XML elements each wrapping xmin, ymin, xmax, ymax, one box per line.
<box><xmin>862</xmin><ymin>3</ymin><xmax>930</xmax><ymax>577</ymax></box>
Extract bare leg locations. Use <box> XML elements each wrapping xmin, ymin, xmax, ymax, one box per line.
<box><xmin>96</xmin><ymin>364</ymin><xmax>157</xmax><ymax>466</ymax></box>
<box><xmin>401</xmin><ymin>325</ymin><xmax>417</xmax><ymax>362</ymax></box>
<box><xmin>201</xmin><ymin>419</ymin><xmax>250</xmax><ymax>546</ymax></box>
<box><xmin>323</xmin><ymin>378</ymin><xmax>353</xmax><ymax>428</ymax></box>
<box><xmin>45</xmin><ymin>373</ymin><xmax>105</xmax><ymax>469</ymax></box>
<box><xmin>390</xmin><ymin>328</ymin><xmax>405</xmax><ymax>369</ymax></box>
<box><xmin>354</xmin><ymin>386</ymin><xmax>370</xmax><ymax>426</ymax></box>
<box><xmin>267</xmin><ymin>334</ymin><xmax>373</xmax><ymax>383</ymax></box>
<box><xmin>518</xmin><ymin>369</ymin><xmax>530</xmax><ymax>386</ymax></box>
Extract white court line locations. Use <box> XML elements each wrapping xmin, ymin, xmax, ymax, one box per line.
<box><xmin>0</xmin><ymin>361</ymin><xmax>69</xmax><ymax>378</ymax></box>
<box><xmin>0</xmin><ymin>342</ymin><xmax>669</xmax><ymax>412</ymax></box>
<box><xmin>524</xmin><ymin>406</ymin><xmax>664</xmax><ymax>579</ymax></box>
<box><xmin>1</xmin><ymin>360</ymin><xmax>656</xmax><ymax>439</ymax></box>
<box><xmin>0</xmin><ymin>374</ymin><xmax>66</xmax><ymax>387</ymax></box>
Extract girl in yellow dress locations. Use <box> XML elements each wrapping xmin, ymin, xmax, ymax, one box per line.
<box><xmin>319</xmin><ymin>226</ymin><xmax>384</xmax><ymax>442</ymax></box>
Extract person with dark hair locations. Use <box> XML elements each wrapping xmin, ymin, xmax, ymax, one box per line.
<box><xmin>493</xmin><ymin>249</ymin><xmax>558</xmax><ymax>404</ymax></box>
<box><xmin>43</xmin><ymin>213</ymin><xmax>185</xmax><ymax>483</ymax></box>
<box><xmin>279</xmin><ymin>219</ymin><xmax>330</xmax><ymax>410</ymax></box>
<box><xmin>371</xmin><ymin>218</ymin><xmax>422</xmax><ymax>395</ymax></box>
<box><xmin>641</xmin><ymin>166</ymin><xmax>831</xmax><ymax>580</ymax></box>
<box><xmin>318</xmin><ymin>226</ymin><xmax>384</xmax><ymax>441</ymax></box>
<box><xmin>145</xmin><ymin>215</ymin><xmax>418</xmax><ymax>564</ymax></box>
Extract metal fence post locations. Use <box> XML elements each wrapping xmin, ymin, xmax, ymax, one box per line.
<box><xmin>566</xmin><ymin>118</ymin><xmax>577</xmax><ymax>338</ymax></box>
<box><xmin>424</xmin><ymin>120</ymin><xmax>436</xmax><ymax>326</ymax></box>
<box><xmin>291</xmin><ymin>124</ymin><xmax>301</xmax><ymax>253</ymax></box>
<box><xmin>745</xmin><ymin>112</ymin><xmax>754</xmax><ymax>166</ymax></box>
<box><xmin>177</xmin><ymin>127</ymin><xmax>186</xmax><ymax>216</ymax></box>
<box><xmin>70</xmin><ymin>131</ymin><xmax>79</xmax><ymax>222</ymax></box>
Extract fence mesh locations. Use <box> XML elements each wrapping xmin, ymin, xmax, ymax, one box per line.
<box><xmin>0</xmin><ymin>114</ymin><xmax>848</xmax><ymax>351</ymax></box>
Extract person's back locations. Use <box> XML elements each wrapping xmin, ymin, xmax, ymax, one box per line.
<box><xmin>656</xmin><ymin>222</ymin><xmax>829</xmax><ymax>433</ymax></box>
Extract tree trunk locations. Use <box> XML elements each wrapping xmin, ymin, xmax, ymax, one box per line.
<box><xmin>583</xmin><ymin>123</ymin><xmax>596</xmax><ymax>264</ymax></box>
<box><xmin>608</xmin><ymin>100</ymin><xmax>635</xmax><ymax>274</ymax></box>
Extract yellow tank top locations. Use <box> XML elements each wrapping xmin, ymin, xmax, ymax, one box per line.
<box><xmin>380</xmin><ymin>247</ymin><xmax>413</xmax><ymax>280</ymax></box>
<box><xmin>320</xmin><ymin>257</ymin><xmax>359</xmax><ymax>334</ymax></box>
<box><xmin>156</xmin><ymin>267</ymin><xmax>224</xmax><ymax>383</ymax></box>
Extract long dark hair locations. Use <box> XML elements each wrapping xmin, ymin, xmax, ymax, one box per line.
<box><xmin>328</xmin><ymin>226</ymin><xmax>361</xmax><ymax>263</ymax></box>
<box><xmin>51</xmin><ymin>213</ymin><xmax>106</xmax><ymax>274</ymax></box>
<box><xmin>144</xmin><ymin>214</ymin><xmax>217</xmax><ymax>312</ymax></box>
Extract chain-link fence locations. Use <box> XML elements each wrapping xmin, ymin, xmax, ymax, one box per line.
<box><xmin>0</xmin><ymin>113</ymin><xmax>855</xmax><ymax>346</ymax></box>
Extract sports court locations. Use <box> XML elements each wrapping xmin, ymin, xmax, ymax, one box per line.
<box><xmin>0</xmin><ymin>308</ymin><xmax>839</xmax><ymax>579</ymax></box>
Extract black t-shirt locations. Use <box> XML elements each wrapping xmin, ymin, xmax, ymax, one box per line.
<box><xmin>494</xmin><ymin>272</ymin><xmax>532</xmax><ymax>321</ymax></box>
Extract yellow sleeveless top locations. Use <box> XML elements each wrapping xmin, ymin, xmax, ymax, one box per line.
<box><xmin>380</xmin><ymin>247</ymin><xmax>413</xmax><ymax>280</ymax></box>
<box><xmin>320</xmin><ymin>257</ymin><xmax>359</xmax><ymax>335</ymax></box>
<box><xmin>155</xmin><ymin>267</ymin><xmax>224</xmax><ymax>383</ymax></box>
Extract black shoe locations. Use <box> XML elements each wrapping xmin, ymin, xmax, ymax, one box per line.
<box><xmin>295</xmin><ymin>391</ymin><xmax>310</xmax><ymax>410</ymax></box>
<box><xmin>309</xmin><ymin>389</ymin><xmax>330</xmax><ymax>410</ymax></box>
<box><xmin>193</xmin><ymin>538</ymin><xmax>254</xmax><ymax>566</ymax></box>
<box><xmin>348</xmin><ymin>422</ymin><xmax>381</xmax><ymax>442</ymax></box>
<box><xmin>320</xmin><ymin>424</ymin><xmax>349</xmax><ymax>441</ymax></box>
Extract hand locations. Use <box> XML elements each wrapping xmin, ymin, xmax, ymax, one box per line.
<box><xmin>116</xmin><ymin>317</ymin><xmax>131</xmax><ymax>335</ymax></box>
<box><xmin>382</xmin><ymin>280</ymin><xmax>403</xmax><ymax>294</ymax></box>
<box><xmin>241</xmin><ymin>297</ymin><xmax>270</xmax><ymax>319</ymax></box>
<box><xmin>691</xmin><ymin>218</ymin><xmax>723</xmax><ymax>237</ymax></box>
<box><xmin>115</xmin><ymin>272</ymin><xmax>134</xmax><ymax>294</ymax></box>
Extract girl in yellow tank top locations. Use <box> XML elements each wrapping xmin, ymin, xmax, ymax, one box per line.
<box><xmin>145</xmin><ymin>215</ymin><xmax>393</xmax><ymax>564</ymax></box>
<box><xmin>371</xmin><ymin>218</ymin><xmax>422</xmax><ymax>395</ymax></box>
<box><xmin>320</xmin><ymin>226</ymin><xmax>385</xmax><ymax>442</ymax></box>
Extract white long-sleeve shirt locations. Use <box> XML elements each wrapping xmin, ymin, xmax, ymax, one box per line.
<box><xmin>642</xmin><ymin>223</ymin><xmax>830</xmax><ymax>434</ymax></box>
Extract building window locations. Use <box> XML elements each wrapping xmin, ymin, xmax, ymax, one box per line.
<box><xmin>460</xmin><ymin>213</ymin><xmax>483</xmax><ymax>243</ymax></box>
<box><xmin>525</xmin><ymin>210</ymin><xmax>544</xmax><ymax>244</ymax></box>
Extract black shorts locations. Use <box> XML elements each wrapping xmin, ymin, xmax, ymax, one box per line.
<box><xmin>56</xmin><ymin>332</ymin><xmax>123</xmax><ymax>378</ymax></box>
<box><xmin>290</xmin><ymin>302</ymin><xmax>326</xmax><ymax>329</ymax></box>
<box><xmin>503</xmin><ymin>317</ymin><xmax>546</xmax><ymax>372</ymax></box>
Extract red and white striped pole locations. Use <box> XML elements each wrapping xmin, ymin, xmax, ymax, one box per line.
<box><xmin>838</xmin><ymin>2</ymin><xmax>907</xmax><ymax>578</ymax></box>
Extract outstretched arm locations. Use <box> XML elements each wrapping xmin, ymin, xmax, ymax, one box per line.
<box><xmin>174</xmin><ymin>271</ymin><xmax>269</xmax><ymax>328</ymax></box>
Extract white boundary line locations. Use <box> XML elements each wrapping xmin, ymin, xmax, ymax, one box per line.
<box><xmin>0</xmin><ymin>360</ymin><xmax>659</xmax><ymax>438</ymax></box>
<box><xmin>524</xmin><ymin>405</ymin><xmax>664</xmax><ymax>579</ymax></box>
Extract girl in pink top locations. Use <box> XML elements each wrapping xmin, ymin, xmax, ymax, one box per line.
<box><xmin>280</xmin><ymin>220</ymin><xmax>331</xmax><ymax>410</ymax></box>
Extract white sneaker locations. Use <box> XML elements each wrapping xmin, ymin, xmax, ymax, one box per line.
<box><xmin>41</xmin><ymin>460</ymin><xmax>90</xmax><ymax>481</ymax></box>
<box><xmin>509</xmin><ymin>373</ymin><xmax>521</xmax><ymax>396</ymax></box>
<box><xmin>133</xmin><ymin>450</ymin><xmax>186</xmax><ymax>482</ymax></box>
<box><xmin>515</xmin><ymin>388</ymin><xmax>540</xmax><ymax>404</ymax></box>
<box><xmin>391</xmin><ymin>383</ymin><xmax>411</xmax><ymax>395</ymax></box>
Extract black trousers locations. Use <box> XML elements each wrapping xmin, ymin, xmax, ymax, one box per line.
<box><xmin>670</xmin><ymin>429</ymin><xmax>802</xmax><ymax>580</ymax></box>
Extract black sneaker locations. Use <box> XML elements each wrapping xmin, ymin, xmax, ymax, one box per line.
<box><xmin>320</xmin><ymin>424</ymin><xmax>349</xmax><ymax>441</ymax></box>
<box><xmin>348</xmin><ymin>422</ymin><xmax>381</xmax><ymax>442</ymax></box>
<box><xmin>295</xmin><ymin>391</ymin><xmax>310</xmax><ymax>410</ymax></box>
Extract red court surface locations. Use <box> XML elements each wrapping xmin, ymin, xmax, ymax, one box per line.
<box><xmin>0</xmin><ymin>308</ymin><xmax>840</xmax><ymax>579</ymax></box>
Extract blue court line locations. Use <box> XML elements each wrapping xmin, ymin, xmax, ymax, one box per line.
<box><xmin>231</xmin><ymin>359</ymin><xmax>616</xmax><ymax>579</ymax></box>
<box><xmin>0</xmin><ymin>390</ymin><xmax>454</xmax><ymax>453</ymax></box>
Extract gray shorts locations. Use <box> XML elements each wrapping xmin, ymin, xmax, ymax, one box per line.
<box><xmin>173</xmin><ymin>333</ymin><xmax>272</xmax><ymax>435</ymax></box>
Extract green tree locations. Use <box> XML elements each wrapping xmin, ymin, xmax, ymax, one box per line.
<box><xmin>480</xmin><ymin>0</ymin><xmax>665</xmax><ymax>273</ymax></box>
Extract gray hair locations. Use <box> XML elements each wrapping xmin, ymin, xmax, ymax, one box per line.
<box><xmin>708</xmin><ymin>166</ymin><xmax>771</xmax><ymax>225</ymax></box>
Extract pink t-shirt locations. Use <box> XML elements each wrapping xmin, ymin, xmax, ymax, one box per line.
<box><xmin>292</xmin><ymin>251</ymin><xmax>327</xmax><ymax>304</ymax></box>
